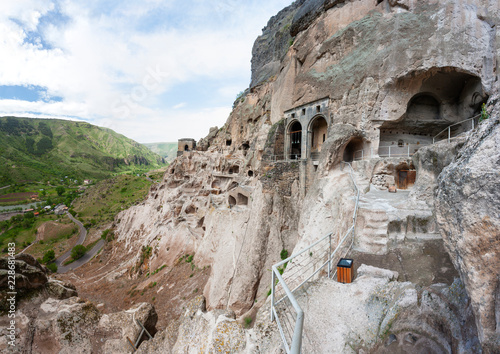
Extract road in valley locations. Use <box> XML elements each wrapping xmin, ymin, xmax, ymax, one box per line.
<box><xmin>55</xmin><ymin>212</ymin><xmax>104</xmax><ymax>273</ymax></box>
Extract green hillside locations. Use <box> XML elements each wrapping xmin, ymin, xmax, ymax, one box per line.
<box><xmin>0</xmin><ymin>117</ymin><xmax>166</xmax><ymax>184</ymax></box>
<box><xmin>142</xmin><ymin>142</ymin><xmax>178</xmax><ymax>162</ymax></box>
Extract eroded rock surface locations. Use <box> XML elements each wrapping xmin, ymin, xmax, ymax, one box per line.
<box><xmin>436</xmin><ymin>111</ymin><xmax>500</xmax><ymax>352</ymax></box>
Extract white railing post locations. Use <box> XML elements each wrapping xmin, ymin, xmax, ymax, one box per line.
<box><xmin>407</xmin><ymin>145</ymin><xmax>410</xmax><ymax>157</ymax></box>
<box><xmin>361</xmin><ymin>150</ymin><xmax>364</xmax><ymax>160</ymax></box>
<box><xmin>291</xmin><ymin>309</ymin><xmax>304</xmax><ymax>354</ymax></box>
<box><xmin>328</xmin><ymin>234</ymin><xmax>331</xmax><ymax>278</ymax></box>
<box><xmin>388</xmin><ymin>146</ymin><xmax>391</xmax><ymax>158</ymax></box>
<box><xmin>271</xmin><ymin>271</ymin><xmax>275</xmax><ymax>321</ymax></box>
<box><xmin>472</xmin><ymin>119</ymin><xmax>474</xmax><ymax>130</ymax></box>
<box><xmin>448</xmin><ymin>126</ymin><xmax>451</xmax><ymax>143</ymax></box>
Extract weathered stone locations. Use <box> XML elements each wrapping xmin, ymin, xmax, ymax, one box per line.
<box><xmin>436</xmin><ymin>112</ymin><xmax>500</xmax><ymax>351</ymax></box>
<box><xmin>45</xmin><ymin>279</ymin><xmax>78</xmax><ymax>299</ymax></box>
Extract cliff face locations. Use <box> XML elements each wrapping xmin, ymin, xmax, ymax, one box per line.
<box><xmin>78</xmin><ymin>0</ymin><xmax>499</xmax><ymax>351</ymax></box>
<box><xmin>436</xmin><ymin>101</ymin><xmax>500</xmax><ymax>351</ymax></box>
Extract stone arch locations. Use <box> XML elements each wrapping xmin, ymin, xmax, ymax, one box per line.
<box><xmin>342</xmin><ymin>138</ymin><xmax>364</xmax><ymax>162</ymax></box>
<box><xmin>407</xmin><ymin>93</ymin><xmax>441</xmax><ymax>121</ymax></box>
<box><xmin>288</xmin><ymin>120</ymin><xmax>302</xmax><ymax>160</ymax></box>
<box><xmin>211</xmin><ymin>179</ymin><xmax>221</xmax><ymax>189</ymax></box>
<box><xmin>309</xmin><ymin>115</ymin><xmax>328</xmax><ymax>156</ymax></box>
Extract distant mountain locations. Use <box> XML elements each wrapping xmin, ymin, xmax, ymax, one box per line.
<box><xmin>0</xmin><ymin>117</ymin><xmax>166</xmax><ymax>184</ymax></box>
<box><xmin>142</xmin><ymin>142</ymin><xmax>178</xmax><ymax>162</ymax></box>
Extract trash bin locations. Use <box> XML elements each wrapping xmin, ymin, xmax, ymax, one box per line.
<box><xmin>337</xmin><ymin>258</ymin><xmax>353</xmax><ymax>283</ymax></box>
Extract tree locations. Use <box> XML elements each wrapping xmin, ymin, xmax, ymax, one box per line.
<box><xmin>71</xmin><ymin>245</ymin><xmax>86</xmax><ymax>260</ymax></box>
<box><xmin>56</xmin><ymin>186</ymin><xmax>65</xmax><ymax>196</ymax></box>
<box><xmin>46</xmin><ymin>262</ymin><xmax>57</xmax><ymax>273</ymax></box>
<box><xmin>42</xmin><ymin>249</ymin><xmax>55</xmax><ymax>264</ymax></box>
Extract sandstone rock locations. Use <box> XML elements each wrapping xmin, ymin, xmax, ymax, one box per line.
<box><xmin>250</xmin><ymin>0</ymin><xmax>304</xmax><ymax>87</ymax></box>
<box><xmin>0</xmin><ymin>254</ymin><xmax>48</xmax><ymax>313</ymax></box>
<box><xmin>45</xmin><ymin>279</ymin><xmax>78</xmax><ymax>299</ymax></box>
<box><xmin>99</xmin><ymin>302</ymin><xmax>157</xmax><ymax>353</ymax></box>
<box><xmin>357</xmin><ymin>264</ymin><xmax>399</xmax><ymax>281</ymax></box>
<box><xmin>436</xmin><ymin>112</ymin><xmax>500</xmax><ymax>351</ymax></box>
<box><xmin>0</xmin><ymin>254</ymin><xmax>48</xmax><ymax>290</ymax></box>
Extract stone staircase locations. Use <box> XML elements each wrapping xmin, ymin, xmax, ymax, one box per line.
<box><xmin>354</xmin><ymin>208</ymin><xmax>389</xmax><ymax>255</ymax></box>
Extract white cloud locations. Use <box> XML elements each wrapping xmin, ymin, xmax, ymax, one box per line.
<box><xmin>0</xmin><ymin>0</ymin><xmax>293</xmax><ymax>142</ymax></box>
<box><xmin>173</xmin><ymin>102</ymin><xmax>186</xmax><ymax>109</ymax></box>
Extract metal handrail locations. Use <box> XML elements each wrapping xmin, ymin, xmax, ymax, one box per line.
<box><xmin>432</xmin><ymin>114</ymin><xmax>480</xmax><ymax>144</ymax></box>
<box><xmin>270</xmin><ymin>161</ymin><xmax>360</xmax><ymax>353</ymax></box>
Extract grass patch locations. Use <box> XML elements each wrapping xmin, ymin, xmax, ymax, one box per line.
<box><xmin>244</xmin><ymin>317</ymin><xmax>252</xmax><ymax>328</ymax></box>
<box><xmin>71</xmin><ymin>175</ymin><xmax>152</xmax><ymax>229</ymax></box>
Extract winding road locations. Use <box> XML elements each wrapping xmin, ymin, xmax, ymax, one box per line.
<box><xmin>55</xmin><ymin>212</ymin><xmax>104</xmax><ymax>273</ymax></box>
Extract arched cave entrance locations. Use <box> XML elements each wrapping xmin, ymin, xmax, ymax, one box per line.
<box><xmin>343</xmin><ymin>138</ymin><xmax>364</xmax><ymax>162</ymax></box>
<box><xmin>288</xmin><ymin>121</ymin><xmax>302</xmax><ymax>160</ymax></box>
<box><xmin>310</xmin><ymin>116</ymin><xmax>328</xmax><ymax>159</ymax></box>
<box><xmin>379</xmin><ymin>69</ymin><xmax>488</xmax><ymax>156</ymax></box>
<box><xmin>184</xmin><ymin>145</ymin><xmax>189</xmax><ymax>151</ymax></box>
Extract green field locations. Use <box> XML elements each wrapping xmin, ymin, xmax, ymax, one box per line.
<box><xmin>0</xmin><ymin>117</ymin><xmax>167</xmax><ymax>185</ymax></box>
<box><xmin>71</xmin><ymin>174</ymin><xmax>152</xmax><ymax>228</ymax></box>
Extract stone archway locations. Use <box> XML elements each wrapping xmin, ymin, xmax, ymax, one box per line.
<box><xmin>343</xmin><ymin>138</ymin><xmax>364</xmax><ymax>162</ymax></box>
<box><xmin>288</xmin><ymin>120</ymin><xmax>302</xmax><ymax>160</ymax></box>
<box><xmin>309</xmin><ymin>115</ymin><xmax>328</xmax><ymax>158</ymax></box>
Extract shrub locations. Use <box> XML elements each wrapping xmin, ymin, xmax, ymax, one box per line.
<box><xmin>185</xmin><ymin>255</ymin><xmax>193</xmax><ymax>263</ymax></box>
<box><xmin>56</xmin><ymin>186</ymin><xmax>65</xmax><ymax>196</ymax></box>
<box><xmin>42</xmin><ymin>249</ymin><xmax>55</xmax><ymax>264</ymax></box>
<box><xmin>280</xmin><ymin>249</ymin><xmax>289</xmax><ymax>260</ymax></box>
<box><xmin>46</xmin><ymin>262</ymin><xmax>58</xmax><ymax>273</ymax></box>
<box><xmin>71</xmin><ymin>245</ymin><xmax>86</xmax><ymax>260</ymax></box>
<box><xmin>244</xmin><ymin>317</ymin><xmax>252</xmax><ymax>328</ymax></box>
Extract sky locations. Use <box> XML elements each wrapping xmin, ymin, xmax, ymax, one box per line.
<box><xmin>0</xmin><ymin>0</ymin><xmax>292</xmax><ymax>143</ymax></box>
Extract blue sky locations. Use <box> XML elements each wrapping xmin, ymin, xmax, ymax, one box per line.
<box><xmin>0</xmin><ymin>0</ymin><xmax>292</xmax><ymax>142</ymax></box>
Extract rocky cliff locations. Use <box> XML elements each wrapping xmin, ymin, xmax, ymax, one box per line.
<box><xmin>436</xmin><ymin>98</ymin><xmax>500</xmax><ymax>351</ymax></box>
<box><xmin>5</xmin><ymin>0</ymin><xmax>499</xmax><ymax>352</ymax></box>
<box><xmin>109</xmin><ymin>0</ymin><xmax>499</xmax><ymax>351</ymax></box>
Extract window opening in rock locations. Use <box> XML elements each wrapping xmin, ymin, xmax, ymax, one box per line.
<box><xmin>226</xmin><ymin>139</ymin><xmax>232</xmax><ymax>146</ymax></box>
<box><xmin>398</xmin><ymin>140</ymin><xmax>404</xmax><ymax>147</ymax></box>
<box><xmin>302</xmin><ymin>108</ymin><xmax>306</xmax><ymax>116</ymax></box>
<box><xmin>248</xmin><ymin>170</ymin><xmax>254</xmax><ymax>177</ymax></box>
<box><xmin>237</xmin><ymin>193</ymin><xmax>248</xmax><ymax>205</ymax></box>
<box><xmin>316</xmin><ymin>105</ymin><xmax>321</xmax><ymax>113</ymax></box>
<box><xmin>184</xmin><ymin>145</ymin><xmax>189</xmax><ymax>151</ymax></box>
<box><xmin>228</xmin><ymin>196</ymin><xmax>236</xmax><ymax>207</ymax></box>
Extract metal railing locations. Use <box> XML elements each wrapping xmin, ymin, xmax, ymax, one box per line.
<box><xmin>432</xmin><ymin>114</ymin><xmax>480</xmax><ymax>144</ymax></box>
<box><xmin>353</xmin><ymin>144</ymin><xmax>428</xmax><ymax>161</ymax></box>
<box><xmin>270</xmin><ymin>162</ymin><xmax>360</xmax><ymax>353</ymax></box>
